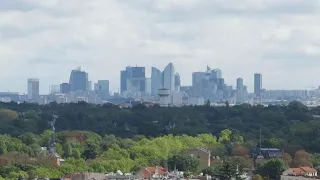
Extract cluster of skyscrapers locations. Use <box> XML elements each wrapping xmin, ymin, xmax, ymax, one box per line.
<box><xmin>1</xmin><ymin>63</ymin><xmax>320</xmax><ymax>106</ymax></box>
<box><xmin>120</xmin><ymin>63</ymin><xmax>180</xmax><ymax>96</ymax></box>
<box><xmin>11</xmin><ymin>67</ymin><xmax>110</xmax><ymax>104</ymax></box>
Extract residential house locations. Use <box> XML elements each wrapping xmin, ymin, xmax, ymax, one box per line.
<box><xmin>283</xmin><ymin>167</ymin><xmax>318</xmax><ymax>177</ymax></box>
<box><xmin>139</xmin><ymin>166</ymin><xmax>169</xmax><ymax>179</ymax></box>
<box><xmin>281</xmin><ymin>167</ymin><xmax>318</xmax><ymax>180</ymax></box>
<box><xmin>251</xmin><ymin>148</ymin><xmax>283</xmax><ymax>159</ymax></box>
<box><xmin>250</xmin><ymin>148</ymin><xmax>282</xmax><ymax>167</ymax></box>
<box><xmin>185</xmin><ymin>147</ymin><xmax>211</xmax><ymax>169</ymax></box>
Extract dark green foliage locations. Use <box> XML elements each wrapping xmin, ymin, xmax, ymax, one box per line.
<box><xmin>257</xmin><ymin>158</ymin><xmax>286</xmax><ymax>180</ymax></box>
<box><xmin>0</xmin><ymin>101</ymin><xmax>318</xmax><ymax>153</ymax></box>
<box><xmin>167</xmin><ymin>154</ymin><xmax>200</xmax><ymax>173</ymax></box>
<box><xmin>82</xmin><ymin>140</ymin><xmax>99</xmax><ymax>159</ymax></box>
<box><xmin>214</xmin><ymin>162</ymin><xmax>237</xmax><ymax>180</ymax></box>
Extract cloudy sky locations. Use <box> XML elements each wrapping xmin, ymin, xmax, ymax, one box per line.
<box><xmin>0</xmin><ymin>0</ymin><xmax>320</xmax><ymax>94</ymax></box>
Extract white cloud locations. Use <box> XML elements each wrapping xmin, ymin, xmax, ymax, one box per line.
<box><xmin>0</xmin><ymin>0</ymin><xmax>320</xmax><ymax>94</ymax></box>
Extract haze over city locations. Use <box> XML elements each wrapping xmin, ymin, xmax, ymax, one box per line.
<box><xmin>1</xmin><ymin>0</ymin><xmax>320</xmax><ymax>94</ymax></box>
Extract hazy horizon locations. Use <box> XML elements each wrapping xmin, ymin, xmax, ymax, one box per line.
<box><xmin>1</xmin><ymin>0</ymin><xmax>320</xmax><ymax>94</ymax></box>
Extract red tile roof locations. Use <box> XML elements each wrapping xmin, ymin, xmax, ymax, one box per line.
<box><xmin>300</xmin><ymin>167</ymin><xmax>317</xmax><ymax>173</ymax></box>
<box><xmin>291</xmin><ymin>167</ymin><xmax>317</xmax><ymax>175</ymax></box>
<box><xmin>145</xmin><ymin>167</ymin><xmax>168</xmax><ymax>175</ymax></box>
<box><xmin>291</xmin><ymin>168</ymin><xmax>305</xmax><ymax>175</ymax></box>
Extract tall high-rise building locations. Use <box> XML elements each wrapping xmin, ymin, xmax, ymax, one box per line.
<box><xmin>236</xmin><ymin>78</ymin><xmax>244</xmax><ymax>104</ymax></box>
<box><xmin>254</xmin><ymin>73</ymin><xmax>262</xmax><ymax>97</ymax></box>
<box><xmin>120</xmin><ymin>66</ymin><xmax>146</xmax><ymax>94</ymax></box>
<box><xmin>192</xmin><ymin>66</ymin><xmax>227</xmax><ymax>100</ymax></box>
<box><xmin>27</xmin><ymin>78</ymin><xmax>39</xmax><ymax>101</ymax></box>
<box><xmin>192</xmin><ymin>72</ymin><xmax>206</xmax><ymax>97</ymax></box>
<box><xmin>151</xmin><ymin>63</ymin><xmax>177</xmax><ymax>95</ymax></box>
<box><xmin>162</xmin><ymin>63</ymin><xmax>175</xmax><ymax>92</ymax></box>
<box><xmin>120</xmin><ymin>70</ymin><xmax>127</xmax><ymax>93</ymax></box>
<box><xmin>96</xmin><ymin>80</ymin><xmax>110</xmax><ymax>99</ymax></box>
<box><xmin>60</xmin><ymin>83</ymin><xmax>70</xmax><ymax>94</ymax></box>
<box><xmin>236</xmin><ymin>78</ymin><xmax>244</xmax><ymax>91</ymax></box>
<box><xmin>69</xmin><ymin>67</ymin><xmax>88</xmax><ymax>92</ymax></box>
<box><xmin>151</xmin><ymin>67</ymin><xmax>162</xmax><ymax>95</ymax></box>
<box><xmin>211</xmin><ymin>69</ymin><xmax>222</xmax><ymax>79</ymax></box>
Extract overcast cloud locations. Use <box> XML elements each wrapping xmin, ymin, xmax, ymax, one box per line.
<box><xmin>0</xmin><ymin>0</ymin><xmax>320</xmax><ymax>94</ymax></box>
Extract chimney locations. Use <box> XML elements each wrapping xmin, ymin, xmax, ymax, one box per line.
<box><xmin>155</xmin><ymin>166</ymin><xmax>159</xmax><ymax>175</ymax></box>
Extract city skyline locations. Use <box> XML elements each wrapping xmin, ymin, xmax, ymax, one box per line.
<box><xmin>0</xmin><ymin>64</ymin><xmax>318</xmax><ymax>95</ymax></box>
<box><xmin>1</xmin><ymin>0</ymin><xmax>320</xmax><ymax>94</ymax></box>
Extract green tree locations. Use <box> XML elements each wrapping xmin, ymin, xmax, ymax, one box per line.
<box><xmin>7</xmin><ymin>171</ymin><xmax>28</xmax><ymax>179</ymax></box>
<box><xmin>258</xmin><ymin>158</ymin><xmax>286</xmax><ymax>180</ymax></box>
<box><xmin>72</xmin><ymin>148</ymin><xmax>81</xmax><ymax>159</ymax></box>
<box><xmin>82</xmin><ymin>140</ymin><xmax>99</xmax><ymax>159</ymax></box>
<box><xmin>63</xmin><ymin>143</ymin><xmax>73</xmax><ymax>158</ymax></box>
<box><xmin>0</xmin><ymin>109</ymin><xmax>19</xmax><ymax>120</ymax></box>
<box><xmin>167</xmin><ymin>154</ymin><xmax>200</xmax><ymax>173</ymax></box>
<box><xmin>31</xmin><ymin>167</ymin><xmax>63</xmax><ymax>178</ymax></box>
<box><xmin>18</xmin><ymin>133</ymin><xmax>38</xmax><ymax>145</ymax></box>
<box><xmin>0</xmin><ymin>140</ymin><xmax>8</xmax><ymax>155</ymax></box>
<box><xmin>291</xmin><ymin>150</ymin><xmax>312</xmax><ymax>167</ymax></box>
<box><xmin>202</xmin><ymin>165</ymin><xmax>220</xmax><ymax>176</ymax></box>
<box><xmin>218</xmin><ymin>129</ymin><xmax>232</xmax><ymax>143</ymax></box>
<box><xmin>214</xmin><ymin>162</ymin><xmax>236</xmax><ymax>180</ymax></box>
<box><xmin>56</xmin><ymin>143</ymin><xmax>63</xmax><ymax>156</ymax></box>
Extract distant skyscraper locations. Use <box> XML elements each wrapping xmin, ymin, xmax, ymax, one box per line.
<box><xmin>192</xmin><ymin>66</ymin><xmax>226</xmax><ymax>100</ymax></box>
<box><xmin>120</xmin><ymin>70</ymin><xmax>127</xmax><ymax>93</ymax></box>
<box><xmin>211</xmin><ymin>69</ymin><xmax>222</xmax><ymax>79</ymax></box>
<box><xmin>60</xmin><ymin>83</ymin><xmax>70</xmax><ymax>94</ymax></box>
<box><xmin>236</xmin><ymin>78</ymin><xmax>244</xmax><ymax>104</ymax></box>
<box><xmin>162</xmin><ymin>63</ymin><xmax>175</xmax><ymax>92</ymax></box>
<box><xmin>192</xmin><ymin>72</ymin><xmax>206</xmax><ymax>97</ymax></box>
<box><xmin>236</xmin><ymin>78</ymin><xmax>244</xmax><ymax>91</ymax></box>
<box><xmin>151</xmin><ymin>67</ymin><xmax>162</xmax><ymax>96</ymax></box>
<box><xmin>120</xmin><ymin>66</ymin><xmax>146</xmax><ymax>94</ymax></box>
<box><xmin>27</xmin><ymin>78</ymin><xmax>39</xmax><ymax>101</ymax></box>
<box><xmin>69</xmin><ymin>67</ymin><xmax>88</xmax><ymax>92</ymax></box>
<box><xmin>151</xmin><ymin>63</ymin><xmax>177</xmax><ymax>95</ymax></box>
<box><xmin>254</xmin><ymin>73</ymin><xmax>262</xmax><ymax>97</ymax></box>
<box><xmin>96</xmin><ymin>80</ymin><xmax>110</xmax><ymax>99</ymax></box>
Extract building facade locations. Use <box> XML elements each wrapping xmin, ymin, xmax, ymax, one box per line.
<box><xmin>27</xmin><ymin>78</ymin><xmax>39</xmax><ymax>101</ymax></box>
<box><xmin>162</xmin><ymin>63</ymin><xmax>175</xmax><ymax>92</ymax></box>
<box><xmin>69</xmin><ymin>68</ymin><xmax>88</xmax><ymax>92</ymax></box>
<box><xmin>95</xmin><ymin>80</ymin><xmax>110</xmax><ymax>100</ymax></box>
<box><xmin>60</xmin><ymin>83</ymin><xmax>70</xmax><ymax>94</ymax></box>
<box><xmin>185</xmin><ymin>148</ymin><xmax>211</xmax><ymax>169</ymax></box>
<box><xmin>120</xmin><ymin>66</ymin><xmax>146</xmax><ymax>94</ymax></box>
<box><xmin>254</xmin><ymin>73</ymin><xmax>262</xmax><ymax>98</ymax></box>
<box><xmin>151</xmin><ymin>67</ymin><xmax>162</xmax><ymax>96</ymax></box>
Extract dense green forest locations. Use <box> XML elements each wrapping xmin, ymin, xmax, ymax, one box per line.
<box><xmin>1</xmin><ymin>101</ymin><xmax>320</xmax><ymax>152</ymax></box>
<box><xmin>1</xmin><ymin>101</ymin><xmax>320</xmax><ymax>179</ymax></box>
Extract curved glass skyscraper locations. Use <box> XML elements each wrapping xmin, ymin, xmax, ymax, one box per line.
<box><xmin>151</xmin><ymin>63</ymin><xmax>176</xmax><ymax>95</ymax></box>
<box><xmin>162</xmin><ymin>63</ymin><xmax>175</xmax><ymax>92</ymax></box>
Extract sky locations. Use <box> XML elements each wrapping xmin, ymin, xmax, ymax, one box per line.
<box><xmin>1</xmin><ymin>0</ymin><xmax>320</xmax><ymax>94</ymax></box>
